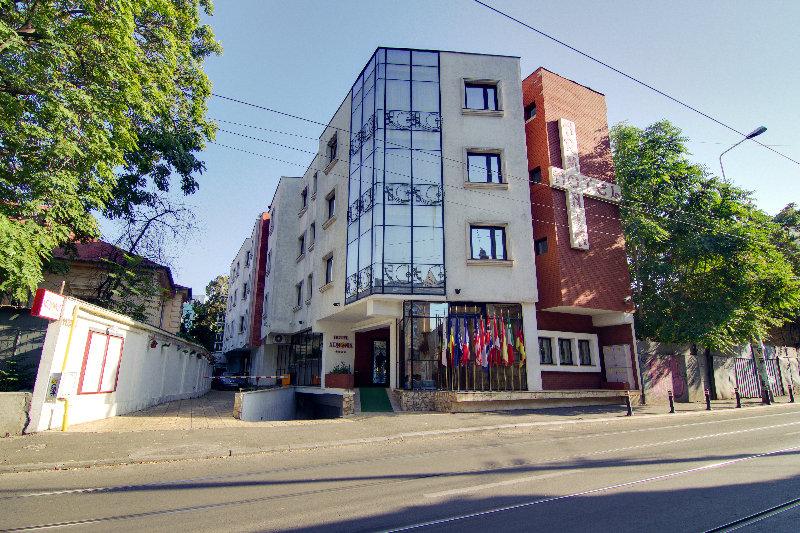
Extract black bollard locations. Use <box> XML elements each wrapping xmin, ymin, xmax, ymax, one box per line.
<box><xmin>704</xmin><ymin>388</ymin><xmax>711</xmax><ymax>410</ymax></box>
<box><xmin>625</xmin><ymin>392</ymin><xmax>633</xmax><ymax>416</ymax></box>
<box><xmin>668</xmin><ymin>389</ymin><xmax>675</xmax><ymax>414</ymax></box>
<box><xmin>789</xmin><ymin>382</ymin><xmax>796</xmax><ymax>404</ymax></box>
<box><xmin>734</xmin><ymin>387</ymin><xmax>741</xmax><ymax>408</ymax></box>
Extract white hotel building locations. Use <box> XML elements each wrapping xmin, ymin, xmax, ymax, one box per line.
<box><xmin>256</xmin><ymin>47</ymin><xmax>638</xmax><ymax>402</ymax></box>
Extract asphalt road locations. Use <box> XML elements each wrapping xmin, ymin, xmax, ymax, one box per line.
<box><xmin>2</xmin><ymin>407</ymin><xmax>800</xmax><ymax>532</ymax></box>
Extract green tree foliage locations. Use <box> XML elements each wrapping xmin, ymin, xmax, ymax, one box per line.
<box><xmin>611</xmin><ymin>120</ymin><xmax>800</xmax><ymax>350</ymax></box>
<box><xmin>187</xmin><ymin>274</ymin><xmax>227</xmax><ymax>351</ymax></box>
<box><xmin>0</xmin><ymin>0</ymin><xmax>220</xmax><ymax>301</ymax></box>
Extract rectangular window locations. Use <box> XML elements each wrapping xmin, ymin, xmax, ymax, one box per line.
<box><xmin>266</xmin><ymin>250</ymin><xmax>272</xmax><ymax>274</ymax></box>
<box><xmin>313</xmin><ymin>172</ymin><xmax>318</xmax><ymax>194</ymax></box>
<box><xmin>298</xmin><ymin>234</ymin><xmax>305</xmax><ymax>257</ymax></box>
<box><xmin>301</xmin><ymin>187</ymin><xmax>308</xmax><ymax>208</ymax></box>
<box><xmin>467</xmin><ymin>152</ymin><xmax>502</xmax><ymax>183</ymax></box>
<box><xmin>307</xmin><ymin>274</ymin><xmax>313</xmax><ymax>301</ymax></box>
<box><xmin>242</xmin><ymin>283</ymin><xmax>249</xmax><ymax>299</ymax></box>
<box><xmin>534</xmin><ymin>237</ymin><xmax>548</xmax><ymax>256</ymax></box>
<box><xmin>326</xmin><ymin>191</ymin><xmax>336</xmax><ymax>220</ymax></box>
<box><xmin>578</xmin><ymin>339</ymin><xmax>592</xmax><ymax>366</ymax></box>
<box><xmin>464</xmin><ymin>82</ymin><xmax>498</xmax><ymax>110</ymax></box>
<box><xmin>327</xmin><ymin>134</ymin><xmax>338</xmax><ymax>162</ymax></box>
<box><xmin>470</xmin><ymin>226</ymin><xmax>507</xmax><ymax>260</ymax></box>
<box><xmin>295</xmin><ymin>282</ymin><xmax>303</xmax><ymax>307</ymax></box>
<box><xmin>309</xmin><ymin>223</ymin><xmax>316</xmax><ymax>244</ymax></box>
<box><xmin>539</xmin><ymin>337</ymin><xmax>554</xmax><ymax>365</ymax></box>
<box><xmin>559</xmin><ymin>338</ymin><xmax>574</xmax><ymax>365</ymax></box>
<box><xmin>325</xmin><ymin>255</ymin><xmax>334</xmax><ymax>284</ymax></box>
<box><xmin>529</xmin><ymin>166</ymin><xmax>542</xmax><ymax>184</ymax></box>
<box><xmin>238</xmin><ymin>316</ymin><xmax>245</xmax><ymax>333</ymax></box>
<box><xmin>78</xmin><ymin>331</ymin><xmax>124</xmax><ymax>394</ymax></box>
<box><xmin>245</xmin><ymin>250</ymin><xmax>252</xmax><ymax>267</ymax></box>
<box><xmin>524</xmin><ymin>102</ymin><xmax>536</xmax><ymax>121</ymax></box>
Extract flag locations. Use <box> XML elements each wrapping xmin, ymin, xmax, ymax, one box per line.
<box><xmin>506</xmin><ymin>318</ymin><xmax>515</xmax><ymax>366</ymax></box>
<box><xmin>500</xmin><ymin>315</ymin><xmax>509</xmax><ymax>366</ymax></box>
<box><xmin>482</xmin><ymin>318</ymin><xmax>490</xmax><ymax>368</ymax></box>
<box><xmin>440</xmin><ymin>320</ymin><xmax>448</xmax><ymax>367</ymax></box>
<box><xmin>515</xmin><ymin>324</ymin><xmax>526</xmax><ymax>363</ymax></box>
<box><xmin>491</xmin><ymin>316</ymin><xmax>501</xmax><ymax>366</ymax></box>
<box><xmin>453</xmin><ymin>318</ymin><xmax>461</xmax><ymax>367</ymax></box>
<box><xmin>473</xmin><ymin>318</ymin><xmax>483</xmax><ymax>366</ymax></box>
<box><xmin>448</xmin><ymin>318</ymin><xmax>455</xmax><ymax>366</ymax></box>
<box><xmin>461</xmin><ymin>317</ymin><xmax>471</xmax><ymax>366</ymax></box>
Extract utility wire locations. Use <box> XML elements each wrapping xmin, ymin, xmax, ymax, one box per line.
<box><xmin>470</xmin><ymin>0</ymin><xmax>800</xmax><ymax>168</ymax></box>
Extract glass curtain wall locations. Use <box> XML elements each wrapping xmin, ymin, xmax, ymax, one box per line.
<box><xmin>346</xmin><ymin>48</ymin><xmax>445</xmax><ymax>304</ymax></box>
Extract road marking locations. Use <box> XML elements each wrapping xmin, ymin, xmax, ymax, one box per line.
<box><xmin>392</xmin><ymin>445</ymin><xmax>800</xmax><ymax>531</ymax></box>
<box><xmin>424</xmin><ymin>470</ymin><xmax>582</xmax><ymax>498</ymax></box>
<box><xmin>5</xmin><ymin>413</ymin><xmax>800</xmax><ymax>501</ymax></box>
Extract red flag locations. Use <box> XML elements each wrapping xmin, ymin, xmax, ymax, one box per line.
<box><xmin>473</xmin><ymin>318</ymin><xmax>483</xmax><ymax>365</ymax></box>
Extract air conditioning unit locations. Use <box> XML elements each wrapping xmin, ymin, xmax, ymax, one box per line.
<box><xmin>272</xmin><ymin>334</ymin><xmax>289</xmax><ymax>344</ymax></box>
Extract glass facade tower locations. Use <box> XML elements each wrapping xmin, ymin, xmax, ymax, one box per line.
<box><xmin>345</xmin><ymin>48</ymin><xmax>445</xmax><ymax>304</ymax></box>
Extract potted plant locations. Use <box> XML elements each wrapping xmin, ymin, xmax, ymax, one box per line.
<box><xmin>325</xmin><ymin>361</ymin><xmax>354</xmax><ymax>389</ymax></box>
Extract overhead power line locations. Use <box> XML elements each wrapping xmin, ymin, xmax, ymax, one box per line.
<box><xmin>470</xmin><ymin>0</ymin><xmax>800</xmax><ymax>168</ymax></box>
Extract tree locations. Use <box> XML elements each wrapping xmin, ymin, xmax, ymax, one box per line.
<box><xmin>188</xmin><ymin>275</ymin><xmax>227</xmax><ymax>351</ymax></box>
<box><xmin>610</xmin><ymin>120</ymin><xmax>800</xmax><ymax>352</ymax></box>
<box><xmin>0</xmin><ymin>0</ymin><xmax>220</xmax><ymax>302</ymax></box>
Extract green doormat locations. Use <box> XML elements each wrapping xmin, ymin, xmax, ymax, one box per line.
<box><xmin>359</xmin><ymin>387</ymin><xmax>393</xmax><ymax>412</ymax></box>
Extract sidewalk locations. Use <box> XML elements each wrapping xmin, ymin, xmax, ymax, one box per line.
<box><xmin>0</xmin><ymin>396</ymin><xmax>796</xmax><ymax>474</ymax></box>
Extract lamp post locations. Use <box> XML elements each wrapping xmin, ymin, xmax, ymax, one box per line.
<box><xmin>719</xmin><ymin>126</ymin><xmax>767</xmax><ymax>178</ymax></box>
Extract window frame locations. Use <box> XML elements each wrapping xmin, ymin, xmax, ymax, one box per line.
<box><xmin>326</xmin><ymin>190</ymin><xmax>336</xmax><ymax>220</ymax></box>
<box><xmin>464</xmin><ymin>81</ymin><xmax>499</xmax><ymax>111</ymax></box>
<box><xmin>298</xmin><ymin>233</ymin><xmax>306</xmax><ymax>258</ymax></box>
<box><xmin>524</xmin><ymin>101</ymin><xmax>537</xmax><ymax>121</ymax></box>
<box><xmin>558</xmin><ymin>338</ymin><xmax>574</xmax><ymax>365</ymax></box>
<box><xmin>534</xmin><ymin>237</ymin><xmax>548</xmax><ymax>256</ymax></box>
<box><xmin>295</xmin><ymin>281</ymin><xmax>303</xmax><ymax>308</ymax></box>
<box><xmin>466</xmin><ymin>151</ymin><xmax>503</xmax><ymax>184</ymax></box>
<box><xmin>77</xmin><ymin>330</ymin><xmax>125</xmax><ymax>395</ymax></box>
<box><xmin>539</xmin><ymin>336</ymin><xmax>554</xmax><ymax>365</ymax></box>
<box><xmin>324</xmin><ymin>254</ymin><xmax>334</xmax><ymax>285</ymax></box>
<box><xmin>469</xmin><ymin>225</ymin><xmax>508</xmax><ymax>261</ymax></box>
<box><xmin>327</xmin><ymin>134</ymin><xmax>338</xmax><ymax>163</ymax></box>
<box><xmin>306</xmin><ymin>274</ymin><xmax>313</xmax><ymax>302</ymax></box>
<box><xmin>301</xmin><ymin>187</ymin><xmax>308</xmax><ymax>209</ymax></box>
<box><xmin>537</xmin><ymin>330</ymin><xmax>600</xmax><ymax>372</ymax></box>
<box><xmin>578</xmin><ymin>339</ymin><xmax>592</xmax><ymax>366</ymax></box>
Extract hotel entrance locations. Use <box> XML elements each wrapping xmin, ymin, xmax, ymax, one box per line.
<box><xmin>353</xmin><ymin>328</ymin><xmax>390</xmax><ymax>387</ymax></box>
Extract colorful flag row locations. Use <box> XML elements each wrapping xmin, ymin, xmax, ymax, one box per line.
<box><xmin>440</xmin><ymin>316</ymin><xmax>526</xmax><ymax>368</ymax></box>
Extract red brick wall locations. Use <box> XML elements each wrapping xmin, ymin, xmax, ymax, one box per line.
<box><xmin>542</xmin><ymin>371</ymin><xmax>603</xmax><ymax>390</ymax></box>
<box><xmin>536</xmin><ymin>310</ymin><xmax>594</xmax><ymax>333</ymax></box>
<box><xmin>249</xmin><ymin>213</ymin><xmax>270</xmax><ymax>347</ymax></box>
<box><xmin>523</xmin><ymin>68</ymin><xmax>633</xmax><ymax>314</ymax></box>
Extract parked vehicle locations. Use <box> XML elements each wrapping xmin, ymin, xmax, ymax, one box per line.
<box><xmin>213</xmin><ymin>372</ymin><xmax>249</xmax><ymax>390</ymax></box>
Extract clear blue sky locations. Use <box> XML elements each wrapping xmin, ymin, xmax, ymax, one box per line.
<box><xmin>133</xmin><ymin>0</ymin><xmax>800</xmax><ymax>296</ymax></box>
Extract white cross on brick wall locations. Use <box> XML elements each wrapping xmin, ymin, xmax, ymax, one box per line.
<box><xmin>549</xmin><ymin>118</ymin><xmax>622</xmax><ymax>250</ymax></box>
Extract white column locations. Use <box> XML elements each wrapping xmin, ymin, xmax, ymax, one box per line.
<box><xmin>390</xmin><ymin>318</ymin><xmax>399</xmax><ymax>389</ymax></box>
<box><xmin>522</xmin><ymin>303</ymin><xmax>542</xmax><ymax>391</ymax></box>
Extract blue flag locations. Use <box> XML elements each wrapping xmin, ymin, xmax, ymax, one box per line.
<box><xmin>453</xmin><ymin>317</ymin><xmax>461</xmax><ymax>367</ymax></box>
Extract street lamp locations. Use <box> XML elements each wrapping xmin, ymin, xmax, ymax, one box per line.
<box><xmin>719</xmin><ymin>126</ymin><xmax>767</xmax><ymax>178</ymax></box>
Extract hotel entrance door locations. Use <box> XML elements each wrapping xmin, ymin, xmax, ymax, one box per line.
<box><xmin>354</xmin><ymin>328</ymin><xmax>390</xmax><ymax>387</ymax></box>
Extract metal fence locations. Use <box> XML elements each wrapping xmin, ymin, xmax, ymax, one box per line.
<box><xmin>735</xmin><ymin>357</ymin><xmax>785</xmax><ymax>398</ymax></box>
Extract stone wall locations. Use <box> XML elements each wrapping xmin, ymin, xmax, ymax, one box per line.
<box><xmin>0</xmin><ymin>392</ymin><xmax>31</xmax><ymax>436</ymax></box>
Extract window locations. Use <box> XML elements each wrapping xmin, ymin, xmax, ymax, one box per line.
<box><xmin>464</xmin><ymin>82</ymin><xmax>498</xmax><ymax>111</ymax></box>
<box><xmin>467</xmin><ymin>152</ymin><xmax>502</xmax><ymax>183</ymax></box>
<box><xmin>326</xmin><ymin>190</ymin><xmax>336</xmax><ymax>220</ymax></box>
<box><xmin>295</xmin><ymin>282</ymin><xmax>303</xmax><ymax>308</ymax></box>
<box><xmin>269</xmin><ymin>210</ymin><xmax>275</xmax><ymax>234</ymax></box>
<box><xmin>238</xmin><ymin>316</ymin><xmax>245</xmax><ymax>333</ymax></box>
<box><xmin>309</xmin><ymin>223</ymin><xmax>316</xmax><ymax>245</ymax></box>
<box><xmin>306</xmin><ymin>274</ymin><xmax>313</xmax><ymax>301</ymax></box>
<box><xmin>301</xmin><ymin>187</ymin><xmax>308</xmax><ymax>208</ymax></box>
<box><xmin>327</xmin><ymin>134</ymin><xmax>338</xmax><ymax>163</ymax></box>
<box><xmin>529</xmin><ymin>166</ymin><xmax>542</xmax><ymax>184</ymax></box>
<box><xmin>534</xmin><ymin>237</ymin><xmax>548</xmax><ymax>256</ymax></box>
<box><xmin>539</xmin><ymin>337</ymin><xmax>554</xmax><ymax>365</ymax></box>
<box><xmin>266</xmin><ymin>250</ymin><xmax>272</xmax><ymax>274</ymax></box>
<box><xmin>232</xmin><ymin>289</ymin><xmax>237</xmax><ymax>306</ymax></box>
<box><xmin>245</xmin><ymin>250</ymin><xmax>252</xmax><ymax>267</ymax></box>
<box><xmin>78</xmin><ymin>331</ymin><xmax>124</xmax><ymax>394</ymax></box>
<box><xmin>470</xmin><ymin>226</ymin><xmax>507</xmax><ymax>260</ymax></box>
<box><xmin>524</xmin><ymin>101</ymin><xmax>537</xmax><ymax>121</ymax></box>
<box><xmin>263</xmin><ymin>293</ymin><xmax>268</xmax><ymax>318</ymax></box>
<box><xmin>558</xmin><ymin>338</ymin><xmax>574</xmax><ymax>365</ymax></box>
<box><xmin>242</xmin><ymin>283</ymin><xmax>249</xmax><ymax>299</ymax></box>
<box><xmin>312</xmin><ymin>172</ymin><xmax>318</xmax><ymax>195</ymax></box>
<box><xmin>298</xmin><ymin>234</ymin><xmax>305</xmax><ymax>257</ymax></box>
<box><xmin>325</xmin><ymin>255</ymin><xmax>334</xmax><ymax>284</ymax></box>
<box><xmin>578</xmin><ymin>339</ymin><xmax>592</xmax><ymax>366</ymax></box>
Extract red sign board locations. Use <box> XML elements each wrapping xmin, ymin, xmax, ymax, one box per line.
<box><xmin>31</xmin><ymin>288</ymin><xmax>65</xmax><ymax>320</ymax></box>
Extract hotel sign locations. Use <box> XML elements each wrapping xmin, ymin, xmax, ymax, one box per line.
<box><xmin>329</xmin><ymin>335</ymin><xmax>353</xmax><ymax>354</ymax></box>
<box><xmin>549</xmin><ymin>118</ymin><xmax>621</xmax><ymax>250</ymax></box>
<box><xmin>30</xmin><ymin>288</ymin><xmax>65</xmax><ymax>321</ymax></box>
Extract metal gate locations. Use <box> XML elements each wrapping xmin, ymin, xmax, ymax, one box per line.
<box><xmin>735</xmin><ymin>357</ymin><xmax>785</xmax><ymax>398</ymax></box>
